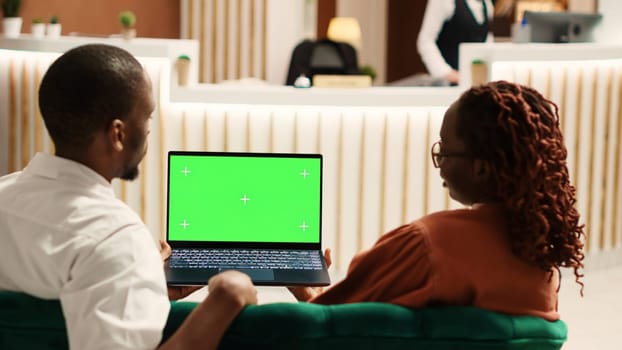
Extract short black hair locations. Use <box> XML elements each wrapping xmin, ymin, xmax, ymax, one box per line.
<box><xmin>39</xmin><ymin>44</ymin><xmax>146</xmax><ymax>148</ymax></box>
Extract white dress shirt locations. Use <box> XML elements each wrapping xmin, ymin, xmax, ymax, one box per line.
<box><xmin>417</xmin><ymin>0</ymin><xmax>494</xmax><ymax>78</ymax></box>
<box><xmin>0</xmin><ymin>153</ymin><xmax>170</xmax><ymax>350</ymax></box>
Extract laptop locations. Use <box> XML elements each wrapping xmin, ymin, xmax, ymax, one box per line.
<box><xmin>164</xmin><ymin>151</ymin><xmax>331</xmax><ymax>286</ymax></box>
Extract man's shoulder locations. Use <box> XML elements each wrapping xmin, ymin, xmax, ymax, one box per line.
<box><xmin>0</xmin><ymin>171</ymin><xmax>22</xmax><ymax>191</ymax></box>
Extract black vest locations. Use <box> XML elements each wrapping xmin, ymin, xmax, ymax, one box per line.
<box><xmin>436</xmin><ymin>0</ymin><xmax>490</xmax><ymax>70</ymax></box>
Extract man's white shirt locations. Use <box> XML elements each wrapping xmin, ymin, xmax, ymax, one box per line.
<box><xmin>0</xmin><ymin>153</ymin><xmax>170</xmax><ymax>350</ymax></box>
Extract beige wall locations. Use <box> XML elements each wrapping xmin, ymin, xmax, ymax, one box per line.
<box><xmin>336</xmin><ymin>0</ymin><xmax>387</xmax><ymax>84</ymax></box>
<box><xmin>19</xmin><ymin>0</ymin><xmax>180</xmax><ymax>38</ymax></box>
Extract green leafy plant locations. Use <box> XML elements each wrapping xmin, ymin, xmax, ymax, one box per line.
<box><xmin>119</xmin><ymin>11</ymin><xmax>136</xmax><ymax>29</ymax></box>
<box><xmin>359</xmin><ymin>64</ymin><xmax>377</xmax><ymax>82</ymax></box>
<box><xmin>177</xmin><ymin>54</ymin><xmax>191</xmax><ymax>61</ymax></box>
<box><xmin>49</xmin><ymin>15</ymin><xmax>59</xmax><ymax>24</ymax></box>
<box><xmin>32</xmin><ymin>17</ymin><xmax>43</xmax><ymax>24</ymax></box>
<box><xmin>1</xmin><ymin>0</ymin><xmax>22</xmax><ymax>17</ymax></box>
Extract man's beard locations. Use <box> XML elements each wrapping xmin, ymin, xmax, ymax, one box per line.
<box><xmin>120</xmin><ymin>166</ymin><xmax>139</xmax><ymax>181</ymax></box>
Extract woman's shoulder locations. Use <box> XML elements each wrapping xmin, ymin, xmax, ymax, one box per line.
<box><xmin>416</xmin><ymin>204</ymin><xmax>506</xmax><ymax>233</ymax></box>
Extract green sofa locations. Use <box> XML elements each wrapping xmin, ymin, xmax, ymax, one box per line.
<box><xmin>0</xmin><ymin>291</ymin><xmax>567</xmax><ymax>349</ymax></box>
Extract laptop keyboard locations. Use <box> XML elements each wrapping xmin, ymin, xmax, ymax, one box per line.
<box><xmin>169</xmin><ymin>248</ymin><xmax>324</xmax><ymax>270</ymax></box>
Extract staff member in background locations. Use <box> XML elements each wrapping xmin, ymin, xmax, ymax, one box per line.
<box><xmin>417</xmin><ymin>0</ymin><xmax>495</xmax><ymax>85</ymax></box>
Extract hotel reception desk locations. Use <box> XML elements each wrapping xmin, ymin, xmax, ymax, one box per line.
<box><xmin>1</xmin><ymin>39</ymin><xmax>621</xmax><ymax>272</ymax></box>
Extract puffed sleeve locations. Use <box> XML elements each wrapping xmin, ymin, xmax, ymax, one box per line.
<box><xmin>59</xmin><ymin>224</ymin><xmax>170</xmax><ymax>350</ymax></box>
<box><xmin>310</xmin><ymin>221</ymin><xmax>435</xmax><ymax>307</ymax></box>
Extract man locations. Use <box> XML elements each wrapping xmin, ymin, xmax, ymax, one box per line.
<box><xmin>0</xmin><ymin>44</ymin><xmax>257</xmax><ymax>350</ymax></box>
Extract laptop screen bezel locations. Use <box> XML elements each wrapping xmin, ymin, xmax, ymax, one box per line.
<box><xmin>165</xmin><ymin>151</ymin><xmax>324</xmax><ymax>250</ymax></box>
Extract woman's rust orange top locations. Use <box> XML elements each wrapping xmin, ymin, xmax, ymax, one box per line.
<box><xmin>310</xmin><ymin>204</ymin><xmax>560</xmax><ymax>321</ymax></box>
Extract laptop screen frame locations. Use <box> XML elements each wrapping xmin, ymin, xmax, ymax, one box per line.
<box><xmin>165</xmin><ymin>151</ymin><xmax>324</xmax><ymax>250</ymax></box>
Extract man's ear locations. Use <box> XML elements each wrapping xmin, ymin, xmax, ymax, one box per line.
<box><xmin>109</xmin><ymin>119</ymin><xmax>125</xmax><ymax>152</ymax></box>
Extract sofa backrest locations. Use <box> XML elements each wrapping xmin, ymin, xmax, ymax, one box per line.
<box><xmin>1</xmin><ymin>291</ymin><xmax>567</xmax><ymax>350</ymax></box>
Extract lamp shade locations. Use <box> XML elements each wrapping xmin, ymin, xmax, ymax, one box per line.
<box><xmin>327</xmin><ymin>17</ymin><xmax>362</xmax><ymax>52</ymax></box>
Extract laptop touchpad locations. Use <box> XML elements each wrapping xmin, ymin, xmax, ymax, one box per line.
<box><xmin>219</xmin><ymin>268</ymin><xmax>275</xmax><ymax>281</ymax></box>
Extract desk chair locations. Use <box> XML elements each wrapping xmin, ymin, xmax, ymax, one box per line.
<box><xmin>285</xmin><ymin>39</ymin><xmax>360</xmax><ymax>86</ymax></box>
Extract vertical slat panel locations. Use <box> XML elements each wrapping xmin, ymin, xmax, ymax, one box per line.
<box><xmin>212</xmin><ymin>0</ymin><xmax>220</xmax><ymax>82</ymax></box>
<box><xmin>20</xmin><ymin>61</ymin><xmax>29</xmax><ymax>169</ymax></box>
<box><xmin>8</xmin><ymin>59</ymin><xmax>20</xmax><ymax>173</ymax></box>
<box><xmin>247</xmin><ymin>108</ymin><xmax>272</xmax><ymax>152</ymax></box>
<box><xmin>383</xmin><ymin>111</ymin><xmax>408</xmax><ymax>232</ymax></box>
<box><xmin>584</xmin><ymin>68</ymin><xmax>599</xmax><ymax>252</ymax></box>
<box><xmin>427</xmin><ymin>110</ymin><xmax>445</xmax><ymax>213</ymax></box>
<box><xmin>614</xmin><ymin>70</ymin><xmax>622</xmax><ymax>249</ymax></box>
<box><xmin>261</xmin><ymin>0</ymin><xmax>267</xmax><ymax>80</ymax></box>
<box><xmin>184</xmin><ymin>0</ymin><xmax>266</xmax><ymax>83</ymax></box>
<box><xmin>270</xmin><ymin>109</ymin><xmax>295</xmax><ymax>153</ymax></box>
<box><xmin>359</xmin><ymin>112</ymin><xmax>386</xmax><ymax>251</ymax></box>
<box><xmin>224</xmin><ymin>108</ymin><xmax>250</xmax><ymax>152</ymax></box>
<box><xmin>317</xmin><ymin>110</ymin><xmax>341</xmax><ymax>270</ymax></box>
<box><xmin>223</xmin><ymin>0</ymin><xmax>230</xmax><ymax>80</ymax></box>
<box><xmin>198</xmin><ymin>0</ymin><xmax>206</xmax><ymax>82</ymax></box>
<box><xmin>249</xmin><ymin>0</ymin><xmax>256</xmax><ymax>78</ymax></box>
<box><xmin>236</xmin><ymin>0</ymin><xmax>243</xmax><ymax>79</ymax></box>
<box><xmin>336</xmin><ymin>111</ymin><xmax>364</xmax><ymax>271</ymax></box>
<box><xmin>403</xmin><ymin>110</ymin><xmax>431</xmax><ymax>221</ymax></box>
<box><xmin>34</xmin><ymin>62</ymin><xmax>44</xmax><ymax>154</ymax></box>
<box><xmin>604</xmin><ymin>67</ymin><xmax>615</xmax><ymax>251</ymax></box>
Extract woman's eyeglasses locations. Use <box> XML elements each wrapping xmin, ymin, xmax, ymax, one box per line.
<box><xmin>430</xmin><ymin>141</ymin><xmax>472</xmax><ymax>168</ymax></box>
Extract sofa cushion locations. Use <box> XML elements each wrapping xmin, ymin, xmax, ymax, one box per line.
<box><xmin>1</xmin><ymin>291</ymin><xmax>567</xmax><ymax>350</ymax></box>
<box><xmin>165</xmin><ymin>301</ymin><xmax>567</xmax><ymax>350</ymax></box>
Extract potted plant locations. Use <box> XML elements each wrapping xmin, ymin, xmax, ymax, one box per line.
<box><xmin>470</xmin><ymin>58</ymin><xmax>488</xmax><ymax>86</ymax></box>
<box><xmin>175</xmin><ymin>54</ymin><xmax>191</xmax><ymax>86</ymax></box>
<box><xmin>119</xmin><ymin>10</ymin><xmax>136</xmax><ymax>40</ymax></box>
<box><xmin>46</xmin><ymin>15</ymin><xmax>61</xmax><ymax>38</ymax></box>
<box><xmin>2</xmin><ymin>0</ymin><xmax>22</xmax><ymax>38</ymax></box>
<box><xmin>30</xmin><ymin>17</ymin><xmax>44</xmax><ymax>38</ymax></box>
<box><xmin>359</xmin><ymin>64</ymin><xmax>377</xmax><ymax>83</ymax></box>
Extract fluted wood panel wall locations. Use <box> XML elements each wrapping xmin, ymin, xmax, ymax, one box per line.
<box><xmin>2</xmin><ymin>49</ymin><xmax>621</xmax><ymax>271</ymax></box>
<box><xmin>181</xmin><ymin>0</ymin><xmax>267</xmax><ymax>83</ymax></box>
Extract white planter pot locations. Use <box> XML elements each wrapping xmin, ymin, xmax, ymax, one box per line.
<box><xmin>2</xmin><ymin>17</ymin><xmax>23</xmax><ymax>38</ymax></box>
<box><xmin>175</xmin><ymin>59</ymin><xmax>191</xmax><ymax>86</ymax></box>
<box><xmin>46</xmin><ymin>23</ymin><xmax>62</xmax><ymax>38</ymax></box>
<box><xmin>31</xmin><ymin>23</ymin><xmax>45</xmax><ymax>39</ymax></box>
<box><xmin>121</xmin><ymin>28</ymin><xmax>136</xmax><ymax>40</ymax></box>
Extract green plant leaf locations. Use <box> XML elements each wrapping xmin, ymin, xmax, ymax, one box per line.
<box><xmin>119</xmin><ymin>10</ymin><xmax>136</xmax><ymax>28</ymax></box>
<box><xmin>1</xmin><ymin>0</ymin><xmax>22</xmax><ymax>17</ymax></box>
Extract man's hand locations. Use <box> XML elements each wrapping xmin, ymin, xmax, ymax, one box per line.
<box><xmin>208</xmin><ymin>270</ymin><xmax>258</xmax><ymax>307</ymax></box>
<box><xmin>159</xmin><ymin>240</ymin><xmax>203</xmax><ymax>300</ymax></box>
<box><xmin>159</xmin><ymin>239</ymin><xmax>172</xmax><ymax>262</ymax></box>
<box><xmin>444</xmin><ymin>69</ymin><xmax>460</xmax><ymax>84</ymax></box>
<box><xmin>287</xmin><ymin>248</ymin><xmax>331</xmax><ymax>301</ymax></box>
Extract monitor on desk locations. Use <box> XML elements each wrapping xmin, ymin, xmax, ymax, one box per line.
<box><xmin>523</xmin><ymin>11</ymin><xmax>602</xmax><ymax>43</ymax></box>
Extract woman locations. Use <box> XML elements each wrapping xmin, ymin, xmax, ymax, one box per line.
<box><xmin>417</xmin><ymin>0</ymin><xmax>495</xmax><ymax>84</ymax></box>
<box><xmin>290</xmin><ymin>81</ymin><xmax>585</xmax><ymax>321</ymax></box>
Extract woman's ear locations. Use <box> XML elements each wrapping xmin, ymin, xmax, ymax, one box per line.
<box><xmin>109</xmin><ymin>119</ymin><xmax>125</xmax><ymax>152</ymax></box>
<box><xmin>472</xmin><ymin>158</ymin><xmax>491</xmax><ymax>183</ymax></box>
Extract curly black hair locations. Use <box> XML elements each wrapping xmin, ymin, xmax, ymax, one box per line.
<box><xmin>456</xmin><ymin>80</ymin><xmax>585</xmax><ymax>292</ymax></box>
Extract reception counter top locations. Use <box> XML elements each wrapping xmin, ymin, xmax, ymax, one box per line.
<box><xmin>459</xmin><ymin>42</ymin><xmax>622</xmax><ymax>88</ymax></box>
<box><xmin>171</xmin><ymin>84</ymin><xmax>460</xmax><ymax>107</ymax></box>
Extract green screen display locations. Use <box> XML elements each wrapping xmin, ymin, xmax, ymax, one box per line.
<box><xmin>167</xmin><ymin>153</ymin><xmax>322</xmax><ymax>243</ymax></box>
